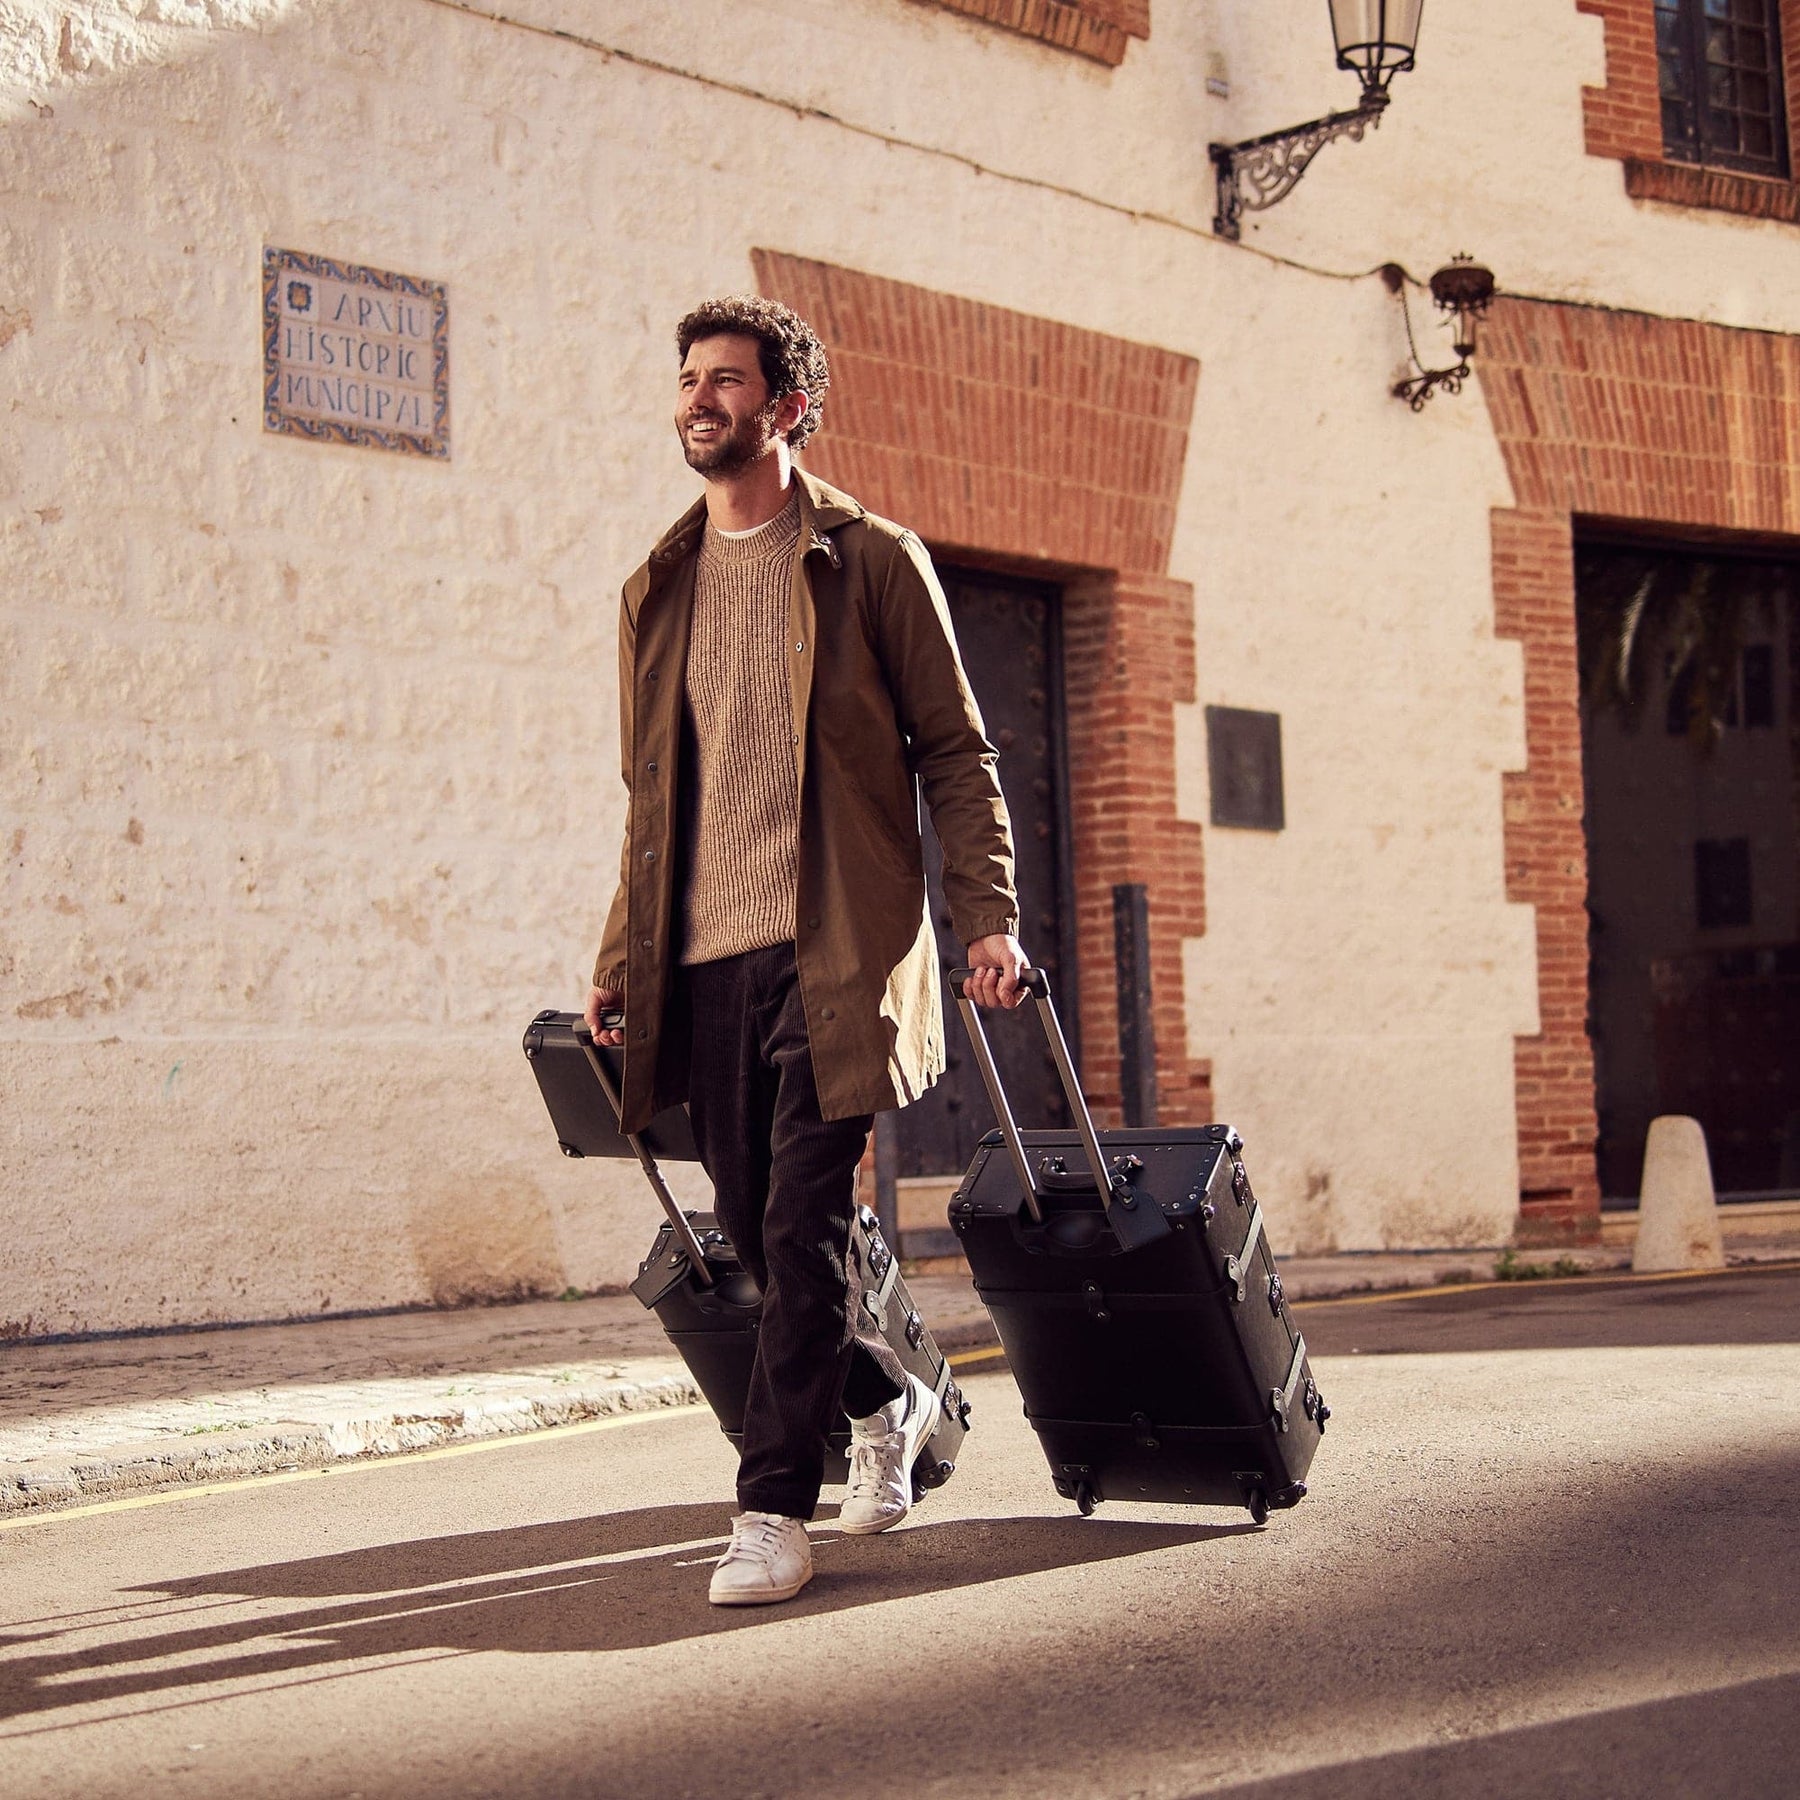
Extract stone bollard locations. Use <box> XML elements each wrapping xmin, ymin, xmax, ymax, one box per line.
<box><xmin>1633</xmin><ymin>1115</ymin><xmax>1726</xmax><ymax>1273</ymax></box>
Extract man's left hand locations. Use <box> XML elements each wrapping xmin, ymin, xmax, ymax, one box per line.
<box><xmin>964</xmin><ymin>933</ymin><xmax>1029</xmax><ymax>1009</ymax></box>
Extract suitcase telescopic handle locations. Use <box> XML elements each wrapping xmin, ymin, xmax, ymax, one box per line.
<box><xmin>947</xmin><ymin>965</ymin><xmax>1118</xmax><ymax>1224</ymax></box>
<box><xmin>575</xmin><ymin>1024</ymin><xmax>714</xmax><ymax>1286</ymax></box>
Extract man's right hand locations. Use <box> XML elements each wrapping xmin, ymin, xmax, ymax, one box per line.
<box><xmin>584</xmin><ymin>985</ymin><xmax>625</xmax><ymax>1048</ymax></box>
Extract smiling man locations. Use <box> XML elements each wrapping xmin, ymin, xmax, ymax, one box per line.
<box><xmin>584</xmin><ymin>296</ymin><xmax>1027</xmax><ymax>1606</ymax></box>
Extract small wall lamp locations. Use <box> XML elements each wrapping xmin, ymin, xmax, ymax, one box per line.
<box><xmin>1385</xmin><ymin>256</ymin><xmax>1497</xmax><ymax>409</ymax></box>
<box><xmin>1210</xmin><ymin>1</ymin><xmax>1425</xmax><ymax>241</ymax></box>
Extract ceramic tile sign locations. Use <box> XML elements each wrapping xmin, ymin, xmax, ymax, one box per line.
<box><xmin>262</xmin><ymin>247</ymin><xmax>449</xmax><ymax>459</ymax></box>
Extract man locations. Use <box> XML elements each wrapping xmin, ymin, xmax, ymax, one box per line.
<box><xmin>585</xmin><ymin>295</ymin><xmax>1026</xmax><ymax>1607</ymax></box>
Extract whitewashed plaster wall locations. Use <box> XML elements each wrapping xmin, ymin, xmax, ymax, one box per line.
<box><xmin>2</xmin><ymin>0</ymin><xmax>1779</xmax><ymax>1331</ymax></box>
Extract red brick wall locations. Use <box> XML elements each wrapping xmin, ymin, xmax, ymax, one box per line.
<box><xmin>1482</xmin><ymin>295</ymin><xmax>1800</xmax><ymax>1240</ymax></box>
<box><xmin>1579</xmin><ymin>0</ymin><xmax>1800</xmax><ymax>219</ymax></box>
<box><xmin>910</xmin><ymin>0</ymin><xmax>1151</xmax><ymax>67</ymax></box>
<box><xmin>752</xmin><ymin>250</ymin><xmax>1208</xmax><ymax>1124</ymax></box>
<box><xmin>1577</xmin><ymin>0</ymin><xmax>1663</xmax><ymax>163</ymax></box>
<box><xmin>1063</xmin><ymin>572</ymin><xmax>1211</xmax><ymax>1123</ymax></box>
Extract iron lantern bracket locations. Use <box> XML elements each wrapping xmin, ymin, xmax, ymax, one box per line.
<box><xmin>1209</xmin><ymin>90</ymin><xmax>1388</xmax><ymax>241</ymax></box>
<box><xmin>1392</xmin><ymin>357</ymin><xmax>1472</xmax><ymax>411</ymax></box>
<box><xmin>1384</xmin><ymin>256</ymin><xmax>1497</xmax><ymax>410</ymax></box>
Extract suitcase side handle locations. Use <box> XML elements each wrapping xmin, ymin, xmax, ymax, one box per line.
<box><xmin>947</xmin><ymin>967</ymin><xmax>1171</xmax><ymax>1251</ymax></box>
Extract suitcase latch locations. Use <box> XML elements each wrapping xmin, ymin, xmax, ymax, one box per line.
<box><xmin>860</xmin><ymin>1225</ymin><xmax>901</xmax><ymax>1324</ymax></box>
<box><xmin>1271</xmin><ymin>1335</ymin><xmax>1308</xmax><ymax>1434</ymax></box>
<box><xmin>1131</xmin><ymin>1412</ymin><xmax>1161</xmax><ymax>1451</ymax></box>
<box><xmin>905</xmin><ymin>1309</ymin><xmax>925</xmax><ymax>1350</ymax></box>
<box><xmin>1303</xmin><ymin>1378</ymin><xmax>1331</xmax><ymax>1429</ymax></box>
<box><xmin>1082</xmin><ymin>1281</ymin><xmax>1111</xmax><ymax>1323</ymax></box>
<box><xmin>1223</xmin><ymin>1203</ymin><xmax>1265</xmax><ymax>1303</ymax></box>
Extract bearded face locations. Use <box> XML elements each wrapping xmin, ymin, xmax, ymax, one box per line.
<box><xmin>679</xmin><ymin>393</ymin><xmax>783</xmax><ymax>476</ymax></box>
<box><xmin>676</xmin><ymin>332</ymin><xmax>789</xmax><ymax>478</ymax></box>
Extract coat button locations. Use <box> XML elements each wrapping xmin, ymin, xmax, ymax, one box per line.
<box><xmin>640</xmin><ymin>937</ymin><xmax>653</xmax><ymax>949</ymax></box>
<box><xmin>644</xmin><ymin>850</ymin><xmax>656</xmax><ymax>862</ymax></box>
<box><xmin>820</xmin><ymin>1007</ymin><xmax>835</xmax><ymax>1021</ymax></box>
<box><xmin>636</xmin><ymin>1028</ymin><xmax>648</xmax><ymax>1040</ymax></box>
<box><xmin>646</xmin><ymin>760</ymin><xmax>658</xmax><ymax>774</ymax></box>
<box><xmin>646</xmin><ymin>669</ymin><xmax>658</xmax><ymax>682</ymax></box>
<box><xmin>794</xmin><ymin>641</ymin><xmax>805</xmax><ymax>653</ymax></box>
<box><xmin>807</xmin><ymin>916</ymin><xmax>821</xmax><ymax>930</ymax></box>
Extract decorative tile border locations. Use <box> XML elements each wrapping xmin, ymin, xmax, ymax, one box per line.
<box><xmin>262</xmin><ymin>246</ymin><xmax>450</xmax><ymax>459</ymax></box>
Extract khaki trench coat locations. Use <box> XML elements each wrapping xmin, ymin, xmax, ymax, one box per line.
<box><xmin>594</xmin><ymin>469</ymin><xmax>1019</xmax><ymax>1132</ymax></box>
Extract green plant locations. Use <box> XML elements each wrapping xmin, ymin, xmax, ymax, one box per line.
<box><xmin>1576</xmin><ymin>547</ymin><xmax>1783</xmax><ymax>755</ymax></box>
<box><xmin>1494</xmin><ymin>1249</ymin><xmax>1584</xmax><ymax>1281</ymax></box>
<box><xmin>181</xmin><ymin>1418</ymin><xmax>274</xmax><ymax>1436</ymax></box>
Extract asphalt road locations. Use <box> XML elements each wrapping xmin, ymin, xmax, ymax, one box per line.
<box><xmin>3</xmin><ymin>1266</ymin><xmax>1798</xmax><ymax>1799</ymax></box>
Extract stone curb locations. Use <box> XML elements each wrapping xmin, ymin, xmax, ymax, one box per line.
<box><xmin>0</xmin><ymin>1372</ymin><xmax>701</xmax><ymax>1520</ymax></box>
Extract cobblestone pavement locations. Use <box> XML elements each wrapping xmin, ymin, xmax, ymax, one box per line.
<box><xmin>4</xmin><ymin>1222</ymin><xmax>1795</xmax><ymax>1518</ymax></box>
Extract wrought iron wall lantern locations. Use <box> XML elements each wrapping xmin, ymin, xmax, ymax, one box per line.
<box><xmin>1210</xmin><ymin>1</ymin><xmax>1424</xmax><ymax>241</ymax></box>
<box><xmin>1385</xmin><ymin>255</ymin><xmax>1496</xmax><ymax>409</ymax></box>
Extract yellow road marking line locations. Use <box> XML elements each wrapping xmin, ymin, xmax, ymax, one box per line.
<box><xmin>1294</xmin><ymin>1257</ymin><xmax>1800</xmax><ymax>1310</ymax></box>
<box><xmin>948</xmin><ymin>1345</ymin><xmax>1008</xmax><ymax>1368</ymax></box>
<box><xmin>0</xmin><ymin>1404</ymin><xmax>709</xmax><ymax>1534</ymax></box>
<box><xmin>946</xmin><ymin>1258</ymin><xmax>1800</xmax><ymax>1342</ymax></box>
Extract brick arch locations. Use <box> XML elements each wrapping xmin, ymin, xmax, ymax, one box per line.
<box><xmin>1481</xmin><ymin>294</ymin><xmax>1800</xmax><ymax>1241</ymax></box>
<box><xmin>752</xmin><ymin>250</ymin><xmax>1210</xmax><ymax>1123</ymax></box>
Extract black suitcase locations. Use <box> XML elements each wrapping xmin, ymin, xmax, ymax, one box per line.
<box><xmin>521</xmin><ymin>1010</ymin><xmax>970</xmax><ymax>1496</ymax></box>
<box><xmin>944</xmin><ymin>970</ymin><xmax>1328</xmax><ymax>1522</ymax></box>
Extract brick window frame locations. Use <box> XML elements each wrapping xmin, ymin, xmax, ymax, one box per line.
<box><xmin>908</xmin><ymin>0</ymin><xmax>1150</xmax><ymax>67</ymax></box>
<box><xmin>1579</xmin><ymin>0</ymin><xmax>1800</xmax><ymax>221</ymax></box>
<box><xmin>751</xmin><ymin>250</ymin><xmax>1209</xmax><ymax>1126</ymax></box>
<box><xmin>1479</xmin><ymin>295</ymin><xmax>1800</xmax><ymax>1244</ymax></box>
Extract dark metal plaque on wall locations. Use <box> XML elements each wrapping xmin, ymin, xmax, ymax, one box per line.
<box><xmin>1206</xmin><ymin>705</ymin><xmax>1284</xmax><ymax>830</ymax></box>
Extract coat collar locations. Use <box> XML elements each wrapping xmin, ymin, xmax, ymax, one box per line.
<box><xmin>645</xmin><ymin>464</ymin><xmax>865</xmax><ymax>570</ymax></box>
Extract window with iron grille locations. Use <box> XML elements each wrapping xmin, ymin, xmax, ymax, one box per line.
<box><xmin>1656</xmin><ymin>0</ymin><xmax>1790</xmax><ymax>175</ymax></box>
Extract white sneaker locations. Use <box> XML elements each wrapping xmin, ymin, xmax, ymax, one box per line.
<box><xmin>838</xmin><ymin>1372</ymin><xmax>942</xmax><ymax>1536</ymax></box>
<box><xmin>708</xmin><ymin>1511</ymin><xmax>813</xmax><ymax>1606</ymax></box>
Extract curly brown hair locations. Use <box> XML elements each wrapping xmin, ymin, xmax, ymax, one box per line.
<box><xmin>675</xmin><ymin>296</ymin><xmax>830</xmax><ymax>451</ymax></box>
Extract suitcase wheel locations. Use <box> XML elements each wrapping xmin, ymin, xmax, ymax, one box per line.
<box><xmin>1245</xmin><ymin>1487</ymin><xmax>1269</xmax><ymax>1527</ymax></box>
<box><xmin>1074</xmin><ymin>1480</ymin><xmax>1098</xmax><ymax>1518</ymax></box>
<box><xmin>912</xmin><ymin>1459</ymin><xmax>953</xmax><ymax>1501</ymax></box>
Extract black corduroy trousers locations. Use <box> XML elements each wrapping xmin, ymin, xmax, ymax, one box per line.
<box><xmin>679</xmin><ymin>942</ymin><xmax>909</xmax><ymax>1520</ymax></box>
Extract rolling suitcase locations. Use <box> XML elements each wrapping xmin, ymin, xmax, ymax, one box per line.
<box><xmin>944</xmin><ymin>970</ymin><xmax>1328</xmax><ymax>1522</ymax></box>
<box><xmin>521</xmin><ymin>1010</ymin><xmax>970</xmax><ymax>1497</ymax></box>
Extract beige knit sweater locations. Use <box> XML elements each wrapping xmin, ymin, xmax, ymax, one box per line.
<box><xmin>678</xmin><ymin>498</ymin><xmax>802</xmax><ymax>965</ymax></box>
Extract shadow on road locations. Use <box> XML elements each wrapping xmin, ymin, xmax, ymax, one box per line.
<box><xmin>1296</xmin><ymin>1265</ymin><xmax>1800</xmax><ymax>1357</ymax></box>
<box><xmin>1193</xmin><ymin>1669</ymin><xmax>1800</xmax><ymax>1800</ymax></box>
<box><xmin>0</xmin><ymin>1507</ymin><xmax>1233</xmax><ymax>1724</ymax></box>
